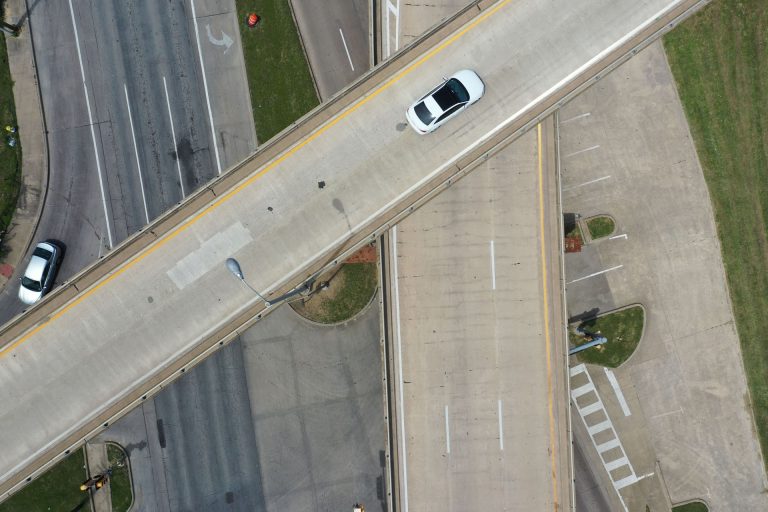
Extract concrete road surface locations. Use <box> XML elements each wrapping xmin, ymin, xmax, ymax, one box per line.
<box><xmin>0</xmin><ymin>0</ymin><xmax>704</xmax><ymax>496</ymax></box>
<box><xmin>389</xmin><ymin>124</ymin><xmax>570</xmax><ymax>511</ymax></box>
<box><xmin>0</xmin><ymin>0</ymin><xmax>255</xmax><ymax>324</ymax></box>
<box><xmin>291</xmin><ymin>0</ymin><xmax>370</xmax><ymax>101</ymax></box>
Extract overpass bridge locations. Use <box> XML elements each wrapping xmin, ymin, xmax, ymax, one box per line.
<box><xmin>0</xmin><ymin>0</ymin><xmax>706</xmax><ymax>499</ymax></box>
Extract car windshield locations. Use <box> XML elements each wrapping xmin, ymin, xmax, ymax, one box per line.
<box><xmin>433</xmin><ymin>78</ymin><xmax>469</xmax><ymax>110</ymax></box>
<box><xmin>32</xmin><ymin>246</ymin><xmax>51</xmax><ymax>260</ymax></box>
<box><xmin>21</xmin><ymin>276</ymin><xmax>42</xmax><ymax>292</ymax></box>
<box><xmin>414</xmin><ymin>101</ymin><xmax>435</xmax><ymax>124</ymax></box>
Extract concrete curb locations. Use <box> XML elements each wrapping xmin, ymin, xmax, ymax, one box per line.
<box><xmin>0</xmin><ymin>0</ymin><xmax>49</xmax><ymax>293</ymax></box>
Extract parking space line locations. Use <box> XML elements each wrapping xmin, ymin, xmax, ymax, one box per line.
<box><xmin>391</xmin><ymin>226</ymin><xmax>409</xmax><ymax>512</ymax></box>
<box><xmin>123</xmin><ymin>84</ymin><xmax>150</xmax><ymax>224</ymax></box>
<box><xmin>163</xmin><ymin>76</ymin><xmax>186</xmax><ymax>198</ymax></box>
<box><xmin>562</xmin><ymin>175</ymin><xmax>611</xmax><ymax>191</ymax></box>
<box><xmin>339</xmin><ymin>28</ymin><xmax>355</xmax><ymax>71</ymax></box>
<box><xmin>564</xmin><ymin>145</ymin><xmax>600</xmax><ymax>158</ymax></box>
<box><xmin>190</xmin><ymin>0</ymin><xmax>222</xmax><ymax>175</ymax></box>
<box><xmin>498</xmin><ymin>399</ymin><xmax>504</xmax><ymax>450</ymax></box>
<box><xmin>67</xmin><ymin>0</ymin><xmax>113</xmax><ymax>248</ymax></box>
<box><xmin>609</xmin><ymin>233</ymin><xmax>628</xmax><ymax>240</ymax></box>
<box><xmin>490</xmin><ymin>240</ymin><xmax>496</xmax><ymax>290</ymax></box>
<box><xmin>560</xmin><ymin>112</ymin><xmax>591</xmax><ymax>124</ymax></box>
<box><xmin>567</xmin><ymin>264</ymin><xmax>623</xmax><ymax>284</ymax></box>
<box><xmin>444</xmin><ymin>405</ymin><xmax>451</xmax><ymax>454</ymax></box>
<box><xmin>604</xmin><ymin>368</ymin><xmax>631</xmax><ymax>416</ymax></box>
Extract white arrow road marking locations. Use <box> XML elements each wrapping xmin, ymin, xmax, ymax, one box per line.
<box><xmin>206</xmin><ymin>24</ymin><xmax>233</xmax><ymax>53</ymax></box>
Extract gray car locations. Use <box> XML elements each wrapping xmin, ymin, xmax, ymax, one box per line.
<box><xmin>18</xmin><ymin>241</ymin><xmax>63</xmax><ymax>305</ymax></box>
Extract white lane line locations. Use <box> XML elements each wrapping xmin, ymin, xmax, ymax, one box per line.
<box><xmin>564</xmin><ymin>144</ymin><xmax>600</xmax><ymax>158</ymax></box>
<box><xmin>444</xmin><ymin>405</ymin><xmax>451</xmax><ymax>454</ymax></box>
<box><xmin>123</xmin><ymin>84</ymin><xmax>150</xmax><ymax>224</ymax></box>
<box><xmin>560</xmin><ymin>112</ymin><xmax>591</xmax><ymax>124</ymax></box>
<box><xmin>391</xmin><ymin>226</ymin><xmax>409</xmax><ymax>512</ymax></box>
<box><xmin>67</xmin><ymin>0</ymin><xmax>113</xmax><ymax>248</ymax></box>
<box><xmin>339</xmin><ymin>28</ymin><xmax>355</xmax><ymax>71</ymax></box>
<box><xmin>190</xmin><ymin>0</ymin><xmax>222</xmax><ymax>175</ymax></box>
<box><xmin>567</xmin><ymin>264</ymin><xmax>623</xmax><ymax>284</ymax></box>
<box><xmin>490</xmin><ymin>240</ymin><xmax>496</xmax><ymax>290</ymax></box>
<box><xmin>562</xmin><ymin>175</ymin><xmax>611</xmax><ymax>191</ymax></box>
<box><xmin>604</xmin><ymin>368</ymin><xmax>631</xmax><ymax>417</ymax></box>
<box><xmin>385</xmin><ymin>0</ymin><xmax>400</xmax><ymax>58</ymax></box>
<box><xmin>163</xmin><ymin>76</ymin><xmax>186</xmax><ymax>198</ymax></box>
<box><xmin>609</xmin><ymin>233</ymin><xmax>628</xmax><ymax>240</ymax></box>
<box><xmin>498</xmin><ymin>399</ymin><xmax>504</xmax><ymax>450</ymax></box>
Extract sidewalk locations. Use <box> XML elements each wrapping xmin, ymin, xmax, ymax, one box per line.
<box><xmin>85</xmin><ymin>441</ymin><xmax>113</xmax><ymax>512</ymax></box>
<box><xmin>0</xmin><ymin>0</ymin><xmax>47</xmax><ymax>292</ymax></box>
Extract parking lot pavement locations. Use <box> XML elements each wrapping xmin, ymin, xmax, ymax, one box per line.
<box><xmin>560</xmin><ymin>40</ymin><xmax>768</xmax><ymax>510</ymax></box>
<box><xmin>239</xmin><ymin>302</ymin><xmax>387</xmax><ymax>512</ymax></box>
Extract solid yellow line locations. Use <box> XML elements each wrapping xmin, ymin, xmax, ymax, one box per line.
<box><xmin>537</xmin><ymin>123</ymin><xmax>559</xmax><ymax>509</ymax></box>
<box><xmin>2</xmin><ymin>0</ymin><xmax>514</xmax><ymax>356</ymax></box>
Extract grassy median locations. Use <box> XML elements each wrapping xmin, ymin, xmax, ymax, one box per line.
<box><xmin>0</xmin><ymin>30</ymin><xmax>21</xmax><ymax>243</ymax></box>
<box><xmin>0</xmin><ymin>449</ymin><xmax>90</xmax><ymax>512</ymax></box>
<box><xmin>236</xmin><ymin>0</ymin><xmax>319</xmax><ymax>142</ymax></box>
<box><xmin>663</xmin><ymin>0</ymin><xmax>768</xmax><ymax>464</ymax></box>
<box><xmin>570</xmin><ymin>306</ymin><xmax>644</xmax><ymax>368</ymax></box>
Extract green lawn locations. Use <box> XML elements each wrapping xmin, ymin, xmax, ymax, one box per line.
<box><xmin>0</xmin><ymin>449</ymin><xmax>90</xmax><ymax>512</ymax></box>
<box><xmin>663</xmin><ymin>0</ymin><xmax>768</xmax><ymax>468</ymax></box>
<box><xmin>672</xmin><ymin>501</ymin><xmax>709</xmax><ymax>512</ymax></box>
<box><xmin>0</xmin><ymin>31</ymin><xmax>21</xmax><ymax>241</ymax></box>
<box><xmin>235</xmin><ymin>0</ymin><xmax>319</xmax><ymax>142</ymax></box>
<box><xmin>107</xmin><ymin>443</ymin><xmax>132</xmax><ymax>512</ymax></box>
<box><xmin>570</xmin><ymin>306</ymin><xmax>644</xmax><ymax>368</ymax></box>
<box><xmin>586</xmin><ymin>215</ymin><xmax>615</xmax><ymax>240</ymax></box>
<box><xmin>292</xmin><ymin>263</ymin><xmax>377</xmax><ymax>324</ymax></box>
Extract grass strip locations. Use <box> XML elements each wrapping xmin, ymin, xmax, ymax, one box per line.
<box><xmin>235</xmin><ymin>0</ymin><xmax>319</xmax><ymax>142</ymax></box>
<box><xmin>107</xmin><ymin>443</ymin><xmax>132</xmax><ymax>512</ymax></box>
<box><xmin>570</xmin><ymin>306</ymin><xmax>644</xmax><ymax>368</ymax></box>
<box><xmin>0</xmin><ymin>30</ymin><xmax>21</xmax><ymax>242</ymax></box>
<box><xmin>672</xmin><ymin>502</ymin><xmax>708</xmax><ymax>512</ymax></box>
<box><xmin>586</xmin><ymin>215</ymin><xmax>614</xmax><ymax>240</ymax></box>
<box><xmin>663</xmin><ymin>0</ymin><xmax>768</xmax><ymax>467</ymax></box>
<box><xmin>292</xmin><ymin>263</ymin><xmax>377</xmax><ymax>324</ymax></box>
<box><xmin>0</xmin><ymin>448</ymin><xmax>90</xmax><ymax>512</ymax></box>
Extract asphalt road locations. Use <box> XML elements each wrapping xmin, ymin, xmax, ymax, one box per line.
<box><xmin>0</xmin><ymin>0</ymin><xmax>222</xmax><ymax>323</ymax></box>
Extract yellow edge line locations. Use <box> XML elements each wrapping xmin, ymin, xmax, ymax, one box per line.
<box><xmin>3</xmin><ymin>0</ymin><xmax>513</xmax><ymax>356</ymax></box>
<box><xmin>538</xmin><ymin>123</ymin><xmax>559</xmax><ymax>509</ymax></box>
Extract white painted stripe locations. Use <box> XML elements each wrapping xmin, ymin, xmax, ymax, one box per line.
<box><xmin>67</xmin><ymin>0</ymin><xmax>113</xmax><ymax>248</ymax></box>
<box><xmin>391</xmin><ymin>226</ymin><xmax>409</xmax><ymax>512</ymax></box>
<box><xmin>571</xmin><ymin>382</ymin><xmax>594</xmax><ymax>399</ymax></box>
<box><xmin>562</xmin><ymin>175</ymin><xmax>612</xmax><ymax>191</ymax></box>
<box><xmin>564</xmin><ymin>144</ymin><xmax>600</xmax><ymax>158</ymax></box>
<box><xmin>490</xmin><ymin>240</ymin><xmax>496</xmax><ymax>290</ymax></box>
<box><xmin>190</xmin><ymin>0</ymin><xmax>222</xmax><ymax>175</ymax></box>
<box><xmin>339</xmin><ymin>28</ymin><xmax>355</xmax><ymax>71</ymax></box>
<box><xmin>498</xmin><ymin>399</ymin><xmax>504</xmax><ymax>450</ymax></box>
<box><xmin>444</xmin><ymin>405</ymin><xmax>451</xmax><ymax>454</ymax></box>
<box><xmin>597</xmin><ymin>438</ymin><xmax>620</xmax><ymax>453</ymax></box>
<box><xmin>588</xmin><ymin>420</ymin><xmax>611</xmax><ymax>436</ymax></box>
<box><xmin>560</xmin><ymin>112</ymin><xmax>591</xmax><ymax>124</ymax></box>
<box><xmin>163</xmin><ymin>77</ymin><xmax>186</xmax><ymax>198</ymax></box>
<box><xmin>569</xmin><ymin>363</ymin><xmax>587</xmax><ymax>377</ymax></box>
<box><xmin>635</xmin><ymin>472</ymin><xmax>654</xmax><ymax>482</ymax></box>
<box><xmin>604</xmin><ymin>368</ymin><xmax>631</xmax><ymax>417</ymax></box>
<box><xmin>123</xmin><ymin>84</ymin><xmax>150</xmax><ymax>224</ymax></box>
<box><xmin>580</xmin><ymin>401</ymin><xmax>603</xmax><ymax>417</ymax></box>
<box><xmin>609</xmin><ymin>233</ymin><xmax>628</xmax><ymax>240</ymax></box>
<box><xmin>604</xmin><ymin>456</ymin><xmax>629</xmax><ymax>473</ymax></box>
<box><xmin>614</xmin><ymin>474</ymin><xmax>639</xmax><ymax>490</ymax></box>
<box><xmin>567</xmin><ymin>264</ymin><xmax>623</xmax><ymax>284</ymax></box>
<box><xmin>395</xmin><ymin>0</ymin><xmax>400</xmax><ymax>52</ymax></box>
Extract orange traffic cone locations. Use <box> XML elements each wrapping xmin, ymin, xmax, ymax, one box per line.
<box><xmin>246</xmin><ymin>13</ymin><xmax>260</xmax><ymax>27</ymax></box>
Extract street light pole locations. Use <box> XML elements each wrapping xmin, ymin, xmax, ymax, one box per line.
<box><xmin>226</xmin><ymin>258</ymin><xmax>270</xmax><ymax>306</ymax></box>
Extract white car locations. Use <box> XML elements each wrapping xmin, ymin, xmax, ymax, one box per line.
<box><xmin>405</xmin><ymin>69</ymin><xmax>485</xmax><ymax>134</ymax></box>
<box><xmin>18</xmin><ymin>241</ymin><xmax>62</xmax><ymax>305</ymax></box>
